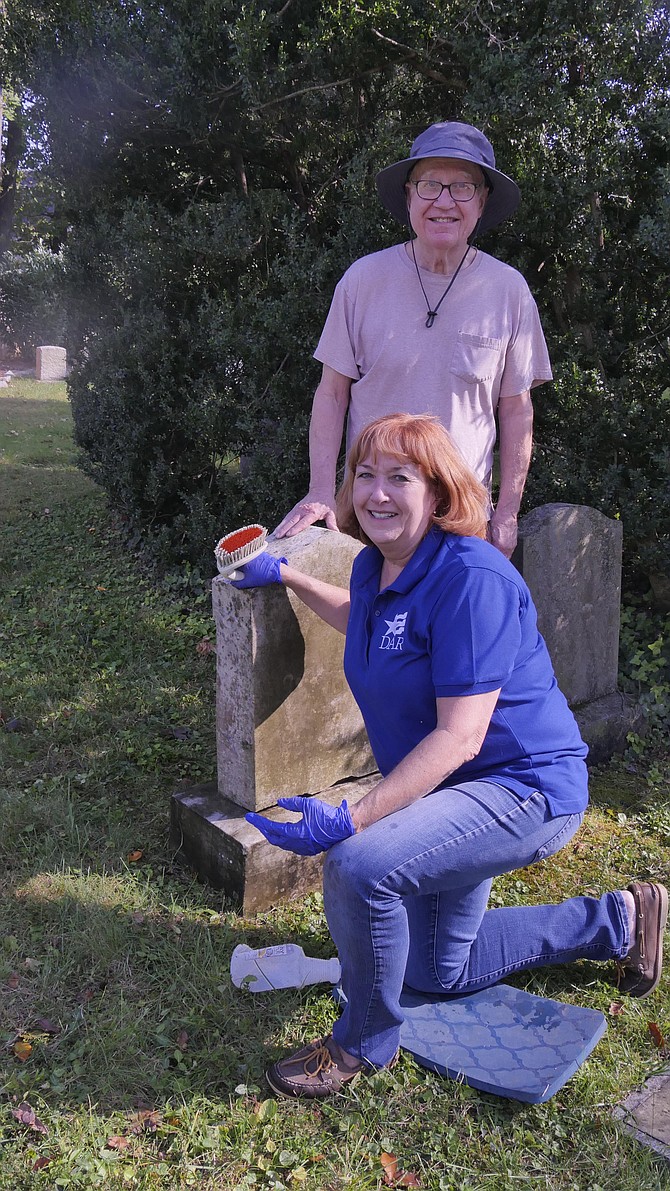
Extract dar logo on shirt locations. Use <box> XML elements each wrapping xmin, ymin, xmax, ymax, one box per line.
<box><xmin>380</xmin><ymin>611</ymin><xmax>407</xmax><ymax>651</ymax></box>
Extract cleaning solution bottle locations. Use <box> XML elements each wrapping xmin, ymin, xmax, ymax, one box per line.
<box><xmin>230</xmin><ymin>943</ymin><xmax>341</xmax><ymax>993</ymax></box>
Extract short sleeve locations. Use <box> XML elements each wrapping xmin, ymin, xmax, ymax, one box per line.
<box><xmin>430</xmin><ymin>569</ymin><xmax>523</xmax><ymax>695</ymax></box>
<box><xmin>498</xmin><ymin>286</ymin><xmax>552</xmax><ymax>399</ymax></box>
<box><xmin>313</xmin><ymin>275</ymin><xmax>361</xmax><ymax>381</ymax></box>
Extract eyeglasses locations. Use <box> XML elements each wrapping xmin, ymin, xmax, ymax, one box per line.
<box><xmin>409</xmin><ymin>179</ymin><xmax>483</xmax><ymax>202</ymax></box>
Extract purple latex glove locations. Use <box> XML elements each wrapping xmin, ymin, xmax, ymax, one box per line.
<box><xmin>246</xmin><ymin>796</ymin><xmax>356</xmax><ymax>856</ymax></box>
<box><xmin>229</xmin><ymin>551</ymin><xmax>287</xmax><ymax>588</ymax></box>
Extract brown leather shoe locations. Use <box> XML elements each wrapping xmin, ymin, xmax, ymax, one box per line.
<box><xmin>617</xmin><ymin>881</ymin><xmax>668</xmax><ymax>998</ymax></box>
<box><xmin>266</xmin><ymin>1035</ymin><xmax>394</xmax><ymax>1099</ymax></box>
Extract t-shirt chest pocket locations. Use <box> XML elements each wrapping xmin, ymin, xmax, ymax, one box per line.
<box><xmin>451</xmin><ymin>332</ymin><xmax>503</xmax><ymax>382</ymax></box>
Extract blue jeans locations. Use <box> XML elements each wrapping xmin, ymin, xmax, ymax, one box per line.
<box><xmin>323</xmin><ymin>782</ymin><xmax>630</xmax><ymax>1068</ymax></box>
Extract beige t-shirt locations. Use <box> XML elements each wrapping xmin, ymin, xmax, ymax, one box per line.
<box><xmin>314</xmin><ymin>244</ymin><xmax>552</xmax><ymax>488</ymax></box>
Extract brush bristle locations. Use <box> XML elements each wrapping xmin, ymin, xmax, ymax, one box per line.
<box><xmin>215</xmin><ymin>524</ymin><xmax>267</xmax><ymax>571</ymax></box>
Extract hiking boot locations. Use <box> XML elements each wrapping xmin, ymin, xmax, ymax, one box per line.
<box><xmin>266</xmin><ymin>1035</ymin><xmax>393</xmax><ymax>1099</ymax></box>
<box><xmin>617</xmin><ymin>880</ymin><xmax>668</xmax><ymax>998</ymax></box>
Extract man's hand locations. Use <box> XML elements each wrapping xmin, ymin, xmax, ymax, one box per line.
<box><xmin>273</xmin><ymin>496</ymin><xmax>339</xmax><ymax>539</ymax></box>
<box><xmin>246</xmin><ymin>796</ymin><xmax>355</xmax><ymax>856</ymax></box>
<box><xmin>488</xmin><ymin>509</ymin><xmax>518</xmax><ymax>559</ymax></box>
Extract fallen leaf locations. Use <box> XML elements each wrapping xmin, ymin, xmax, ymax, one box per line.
<box><xmin>128</xmin><ymin>849</ymin><xmax>144</xmax><ymax>862</ymax></box>
<box><xmin>648</xmin><ymin>1022</ymin><xmax>666</xmax><ymax>1049</ymax></box>
<box><xmin>95</xmin><ymin>585</ymin><xmax>107</xmax><ymax>592</ymax></box>
<box><xmin>12</xmin><ymin>1103</ymin><xmax>47</xmax><ymax>1134</ymax></box>
<box><xmin>380</xmin><ymin>1151</ymin><xmax>420</xmax><ymax>1187</ymax></box>
<box><xmin>34</xmin><ymin>1017</ymin><xmax>60</xmax><ymax>1035</ymax></box>
<box><xmin>32</xmin><ymin>1157</ymin><xmax>54</xmax><ymax>1171</ymax></box>
<box><xmin>6</xmin><ymin>971</ymin><xmax>20</xmax><ymax>989</ymax></box>
<box><xmin>77</xmin><ymin>984</ymin><xmax>99</xmax><ymax>1004</ymax></box>
<box><xmin>13</xmin><ymin>1040</ymin><xmax>33</xmax><ymax>1061</ymax></box>
<box><xmin>106</xmin><ymin>1135</ymin><xmax>131</xmax><ymax>1150</ymax></box>
<box><xmin>176</xmin><ymin>1030</ymin><xmax>189</xmax><ymax>1051</ymax></box>
<box><xmin>196</xmin><ymin>637</ymin><xmax>214</xmax><ymax>656</ymax></box>
<box><xmin>381</xmin><ymin>1153</ymin><xmax>399</xmax><ymax>1183</ymax></box>
<box><xmin>608</xmin><ymin>1001</ymin><xmax>625</xmax><ymax>1016</ymax></box>
<box><xmin>129</xmin><ymin>1109</ymin><xmax>162</xmax><ymax>1133</ymax></box>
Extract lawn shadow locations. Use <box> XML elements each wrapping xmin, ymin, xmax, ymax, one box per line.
<box><xmin>1</xmin><ymin>879</ymin><xmax>332</xmax><ymax>1112</ymax></box>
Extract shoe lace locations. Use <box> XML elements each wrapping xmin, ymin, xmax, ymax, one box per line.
<box><xmin>303</xmin><ymin>1043</ymin><xmax>336</xmax><ymax>1077</ymax></box>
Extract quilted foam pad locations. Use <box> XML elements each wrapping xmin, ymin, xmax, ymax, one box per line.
<box><xmin>336</xmin><ymin>984</ymin><xmax>606</xmax><ymax>1104</ymax></box>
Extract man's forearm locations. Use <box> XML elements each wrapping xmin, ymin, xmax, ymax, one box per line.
<box><xmin>307</xmin><ymin>380</ymin><xmax>349</xmax><ymax>500</ymax></box>
<box><xmin>489</xmin><ymin>392</ymin><xmax>533</xmax><ymax>557</ymax></box>
<box><xmin>495</xmin><ymin>391</ymin><xmax>533</xmax><ymax>516</ymax></box>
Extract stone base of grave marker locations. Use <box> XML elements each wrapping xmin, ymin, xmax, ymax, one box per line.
<box><xmin>572</xmin><ymin>691</ymin><xmax>644</xmax><ymax>765</ymax></box>
<box><xmin>36</xmin><ymin>345</ymin><xmax>67</xmax><ymax>381</ymax></box>
<box><xmin>170</xmin><ymin>774</ymin><xmax>379</xmax><ymax>914</ymax></box>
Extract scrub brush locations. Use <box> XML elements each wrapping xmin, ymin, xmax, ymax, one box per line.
<box><xmin>215</xmin><ymin>523</ymin><xmax>268</xmax><ymax>580</ymax></box>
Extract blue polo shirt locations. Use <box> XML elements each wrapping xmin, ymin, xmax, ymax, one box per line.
<box><xmin>343</xmin><ymin>527</ymin><xmax>589</xmax><ymax>816</ymax></box>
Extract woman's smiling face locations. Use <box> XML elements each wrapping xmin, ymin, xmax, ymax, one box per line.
<box><xmin>353</xmin><ymin>451</ymin><xmax>437</xmax><ymax>563</ymax></box>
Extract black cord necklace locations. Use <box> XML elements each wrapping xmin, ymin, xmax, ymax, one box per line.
<box><xmin>410</xmin><ymin>238</ymin><xmax>473</xmax><ymax>328</ymax></box>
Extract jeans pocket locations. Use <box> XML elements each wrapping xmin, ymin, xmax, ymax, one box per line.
<box><xmin>531</xmin><ymin>811</ymin><xmax>584</xmax><ymax>863</ymax></box>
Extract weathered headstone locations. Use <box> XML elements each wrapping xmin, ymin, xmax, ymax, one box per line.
<box><xmin>212</xmin><ymin>528</ymin><xmax>375</xmax><ymax>813</ymax></box>
<box><xmin>514</xmin><ymin>503</ymin><xmax>640</xmax><ymax>760</ymax></box>
<box><xmin>171</xmin><ymin>528</ymin><xmax>378</xmax><ymax>907</ymax></box>
<box><xmin>36</xmin><ymin>346</ymin><xmax>67</xmax><ymax>381</ymax></box>
<box><xmin>614</xmin><ymin>1067</ymin><xmax>670</xmax><ymax>1163</ymax></box>
<box><xmin>514</xmin><ymin>503</ymin><xmax>622</xmax><ymax>705</ymax></box>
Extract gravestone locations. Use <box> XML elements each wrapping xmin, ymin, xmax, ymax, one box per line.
<box><xmin>212</xmin><ymin>528</ymin><xmax>374</xmax><ymax>812</ymax></box>
<box><xmin>514</xmin><ymin>504</ymin><xmax>640</xmax><ymax>760</ymax></box>
<box><xmin>36</xmin><ymin>346</ymin><xmax>67</xmax><ymax>381</ymax></box>
<box><xmin>614</xmin><ymin>1068</ymin><xmax>670</xmax><ymax>1163</ymax></box>
<box><xmin>171</xmin><ymin>528</ymin><xmax>377</xmax><ymax>911</ymax></box>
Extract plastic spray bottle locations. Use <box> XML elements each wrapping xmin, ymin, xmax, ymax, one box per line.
<box><xmin>230</xmin><ymin>943</ymin><xmax>341</xmax><ymax>993</ymax></box>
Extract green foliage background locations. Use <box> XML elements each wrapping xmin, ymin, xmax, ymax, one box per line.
<box><xmin>1</xmin><ymin>0</ymin><xmax>669</xmax><ymax>583</ymax></box>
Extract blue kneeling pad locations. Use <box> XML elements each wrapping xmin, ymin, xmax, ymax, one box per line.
<box><xmin>337</xmin><ymin>984</ymin><xmax>606</xmax><ymax>1104</ymax></box>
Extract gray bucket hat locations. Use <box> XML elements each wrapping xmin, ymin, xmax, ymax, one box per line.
<box><xmin>375</xmin><ymin>121</ymin><xmax>520</xmax><ymax>235</ymax></box>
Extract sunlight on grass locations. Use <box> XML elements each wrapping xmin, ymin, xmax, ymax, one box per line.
<box><xmin>1</xmin><ymin>381</ymin><xmax>669</xmax><ymax>1190</ymax></box>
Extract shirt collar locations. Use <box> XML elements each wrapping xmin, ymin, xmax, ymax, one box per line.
<box><xmin>354</xmin><ymin>526</ymin><xmax>446</xmax><ymax>596</ymax></box>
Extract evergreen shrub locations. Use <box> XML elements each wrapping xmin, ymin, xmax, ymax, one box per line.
<box><xmin>4</xmin><ymin>0</ymin><xmax>668</xmax><ymax>588</ymax></box>
<box><xmin>0</xmin><ymin>246</ymin><xmax>67</xmax><ymax>356</ymax></box>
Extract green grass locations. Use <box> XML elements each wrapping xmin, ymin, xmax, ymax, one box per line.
<box><xmin>1</xmin><ymin>379</ymin><xmax>669</xmax><ymax>1190</ymax></box>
